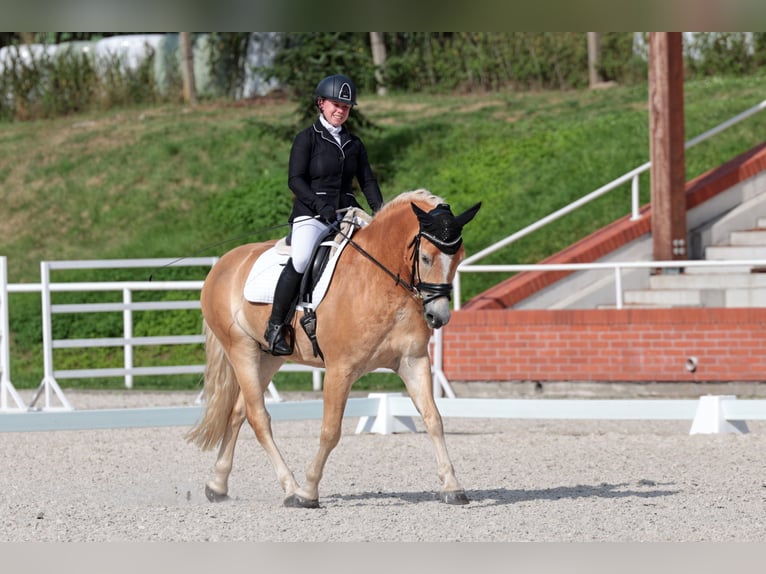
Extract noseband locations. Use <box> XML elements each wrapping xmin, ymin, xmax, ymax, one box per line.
<box><xmin>407</xmin><ymin>233</ymin><xmax>455</xmax><ymax>305</ymax></box>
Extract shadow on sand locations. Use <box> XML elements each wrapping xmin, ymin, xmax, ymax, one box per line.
<box><xmin>326</xmin><ymin>480</ymin><xmax>679</xmax><ymax>506</ymax></box>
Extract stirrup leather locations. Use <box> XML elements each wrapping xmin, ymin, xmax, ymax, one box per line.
<box><xmin>299</xmin><ymin>308</ymin><xmax>324</xmax><ymax>361</ymax></box>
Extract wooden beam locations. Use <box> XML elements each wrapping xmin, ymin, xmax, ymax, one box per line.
<box><xmin>649</xmin><ymin>32</ymin><xmax>687</xmax><ymax>264</ymax></box>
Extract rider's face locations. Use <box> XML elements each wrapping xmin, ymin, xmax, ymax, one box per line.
<box><xmin>319</xmin><ymin>98</ymin><xmax>351</xmax><ymax>127</ymax></box>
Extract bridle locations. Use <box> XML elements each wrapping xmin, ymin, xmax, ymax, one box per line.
<box><xmin>334</xmin><ymin>223</ymin><xmax>458</xmax><ymax>306</ymax></box>
<box><xmin>407</xmin><ymin>233</ymin><xmax>455</xmax><ymax>305</ymax></box>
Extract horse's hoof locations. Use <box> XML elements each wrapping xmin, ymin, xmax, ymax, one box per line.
<box><xmin>441</xmin><ymin>490</ymin><xmax>469</xmax><ymax>505</ymax></box>
<box><xmin>283</xmin><ymin>494</ymin><xmax>320</xmax><ymax>509</ymax></box>
<box><xmin>205</xmin><ymin>485</ymin><xmax>230</xmax><ymax>503</ymax></box>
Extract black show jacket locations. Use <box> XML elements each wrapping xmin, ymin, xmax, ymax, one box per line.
<box><xmin>287</xmin><ymin>118</ymin><xmax>383</xmax><ymax>222</ymax></box>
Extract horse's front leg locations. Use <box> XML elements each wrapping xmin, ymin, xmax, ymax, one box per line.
<box><xmin>398</xmin><ymin>354</ymin><xmax>469</xmax><ymax>505</ymax></box>
<box><xmin>285</xmin><ymin>368</ymin><xmax>351</xmax><ymax>508</ymax></box>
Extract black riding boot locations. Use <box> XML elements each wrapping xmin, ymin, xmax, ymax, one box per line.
<box><xmin>264</xmin><ymin>259</ymin><xmax>303</xmax><ymax>356</ymax></box>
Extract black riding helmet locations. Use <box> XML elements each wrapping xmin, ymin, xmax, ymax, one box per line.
<box><xmin>315</xmin><ymin>74</ymin><xmax>357</xmax><ymax>106</ymax></box>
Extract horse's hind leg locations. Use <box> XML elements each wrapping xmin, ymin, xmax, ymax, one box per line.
<box><xmin>398</xmin><ymin>355</ymin><xmax>469</xmax><ymax>505</ymax></box>
<box><xmin>205</xmin><ymin>390</ymin><xmax>246</xmax><ymax>502</ymax></box>
<box><xmin>227</xmin><ymin>346</ymin><xmax>302</xmax><ymax>501</ymax></box>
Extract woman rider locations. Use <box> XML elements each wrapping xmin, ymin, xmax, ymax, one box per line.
<box><xmin>264</xmin><ymin>74</ymin><xmax>384</xmax><ymax>355</ymax></box>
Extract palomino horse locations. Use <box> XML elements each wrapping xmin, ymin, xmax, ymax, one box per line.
<box><xmin>186</xmin><ymin>189</ymin><xmax>481</xmax><ymax>507</ymax></box>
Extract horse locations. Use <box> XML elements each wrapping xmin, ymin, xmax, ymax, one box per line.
<box><xmin>186</xmin><ymin>189</ymin><xmax>481</xmax><ymax>507</ymax></box>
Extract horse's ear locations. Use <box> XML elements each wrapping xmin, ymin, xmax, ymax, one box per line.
<box><xmin>455</xmin><ymin>202</ymin><xmax>481</xmax><ymax>227</ymax></box>
<box><xmin>411</xmin><ymin>202</ymin><xmax>430</xmax><ymax>224</ymax></box>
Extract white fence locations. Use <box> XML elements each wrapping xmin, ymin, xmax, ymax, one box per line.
<box><xmin>0</xmin><ymin>257</ymin><xmax>452</xmax><ymax>413</ymax></box>
<box><xmin>32</xmin><ymin>257</ymin><xmax>219</xmax><ymax>411</ymax></box>
<box><xmin>2</xmin><ymin>257</ymin><xmax>290</xmax><ymax>412</ymax></box>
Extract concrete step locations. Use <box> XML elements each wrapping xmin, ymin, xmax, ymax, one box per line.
<box><xmin>623</xmin><ymin>289</ymin><xmax>718</xmax><ymax>307</ymax></box>
<box><xmin>597</xmin><ymin>303</ymin><xmax>691</xmax><ymax>309</ymax></box>
<box><xmin>725</xmin><ymin>288</ymin><xmax>766</xmax><ymax>307</ymax></box>
<box><xmin>596</xmin><ymin>205</ymin><xmax>766</xmax><ymax>309</ymax></box>
<box><xmin>649</xmin><ymin>272</ymin><xmax>766</xmax><ymax>289</ymax></box>
<box><xmin>705</xmin><ymin>244</ymin><xmax>766</xmax><ymax>260</ymax></box>
<box><xmin>684</xmin><ymin>264</ymin><xmax>756</xmax><ymax>274</ymax></box>
<box><xmin>729</xmin><ymin>229</ymin><xmax>766</xmax><ymax>246</ymax></box>
<box><xmin>623</xmin><ymin>286</ymin><xmax>766</xmax><ymax>307</ymax></box>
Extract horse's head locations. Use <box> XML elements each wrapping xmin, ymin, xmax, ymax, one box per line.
<box><xmin>410</xmin><ymin>201</ymin><xmax>481</xmax><ymax>328</ymax></box>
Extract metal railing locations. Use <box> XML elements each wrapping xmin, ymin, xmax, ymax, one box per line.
<box><xmin>457</xmin><ymin>258</ymin><xmax>766</xmax><ymax>309</ymax></box>
<box><xmin>453</xmin><ymin>98</ymin><xmax>766</xmax><ymax>309</ymax></box>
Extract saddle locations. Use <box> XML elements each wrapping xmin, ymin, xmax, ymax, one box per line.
<box><xmin>244</xmin><ymin>208</ymin><xmax>371</xmax><ymax>359</ymax></box>
<box><xmin>299</xmin><ymin>209</ymin><xmax>372</xmax><ymax>359</ymax></box>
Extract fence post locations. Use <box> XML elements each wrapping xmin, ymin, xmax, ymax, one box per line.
<box><xmin>689</xmin><ymin>395</ymin><xmax>749</xmax><ymax>434</ymax></box>
<box><xmin>630</xmin><ymin>174</ymin><xmax>642</xmax><ymax>220</ymax></box>
<box><xmin>355</xmin><ymin>393</ymin><xmax>416</xmax><ymax>435</ymax></box>
<box><xmin>312</xmin><ymin>369</ymin><xmax>323</xmax><ymax>391</ymax></box>
<box><xmin>614</xmin><ymin>266</ymin><xmax>624</xmax><ymax>309</ymax></box>
<box><xmin>452</xmin><ymin>272</ymin><xmax>462</xmax><ymax>310</ymax></box>
<box><xmin>431</xmin><ymin>329</ymin><xmax>455</xmax><ymax>398</ymax></box>
<box><xmin>0</xmin><ymin>256</ymin><xmax>26</xmax><ymax>411</ymax></box>
<box><xmin>28</xmin><ymin>261</ymin><xmax>73</xmax><ymax>411</ymax></box>
<box><xmin>123</xmin><ymin>287</ymin><xmax>133</xmax><ymax>389</ymax></box>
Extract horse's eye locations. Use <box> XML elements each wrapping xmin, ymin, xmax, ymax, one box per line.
<box><xmin>421</xmin><ymin>253</ymin><xmax>432</xmax><ymax>266</ymax></box>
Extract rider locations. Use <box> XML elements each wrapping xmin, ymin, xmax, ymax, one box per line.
<box><xmin>264</xmin><ymin>73</ymin><xmax>384</xmax><ymax>356</ymax></box>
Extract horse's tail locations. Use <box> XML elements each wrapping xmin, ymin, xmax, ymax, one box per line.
<box><xmin>185</xmin><ymin>319</ymin><xmax>240</xmax><ymax>451</ymax></box>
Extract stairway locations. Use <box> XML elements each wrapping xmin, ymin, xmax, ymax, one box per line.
<box><xmin>623</xmin><ymin>217</ymin><xmax>766</xmax><ymax>308</ymax></box>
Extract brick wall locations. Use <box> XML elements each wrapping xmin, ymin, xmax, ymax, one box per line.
<box><xmin>442</xmin><ymin>308</ymin><xmax>766</xmax><ymax>382</ymax></box>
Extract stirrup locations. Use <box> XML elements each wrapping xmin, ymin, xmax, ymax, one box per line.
<box><xmin>264</xmin><ymin>321</ymin><xmax>294</xmax><ymax>356</ymax></box>
<box><xmin>299</xmin><ymin>308</ymin><xmax>324</xmax><ymax>361</ymax></box>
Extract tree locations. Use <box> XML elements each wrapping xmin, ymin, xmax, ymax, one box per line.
<box><xmin>369</xmin><ymin>32</ymin><xmax>387</xmax><ymax>96</ymax></box>
<box><xmin>587</xmin><ymin>32</ymin><xmax>604</xmax><ymax>87</ymax></box>
<box><xmin>180</xmin><ymin>32</ymin><xmax>197</xmax><ymax>104</ymax></box>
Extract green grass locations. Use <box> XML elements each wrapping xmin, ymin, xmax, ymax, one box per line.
<box><xmin>3</xmin><ymin>76</ymin><xmax>766</xmax><ymax>391</ymax></box>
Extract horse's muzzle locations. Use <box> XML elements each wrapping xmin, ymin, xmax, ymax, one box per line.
<box><xmin>424</xmin><ymin>298</ymin><xmax>451</xmax><ymax>329</ymax></box>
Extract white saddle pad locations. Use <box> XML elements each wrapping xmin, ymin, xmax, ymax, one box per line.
<box><xmin>243</xmin><ymin>210</ymin><xmax>369</xmax><ymax>310</ymax></box>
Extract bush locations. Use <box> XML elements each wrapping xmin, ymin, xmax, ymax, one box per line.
<box><xmin>0</xmin><ymin>38</ymin><xmax>182</xmax><ymax>121</ymax></box>
<box><xmin>207</xmin><ymin>172</ymin><xmax>293</xmax><ymax>242</ymax></box>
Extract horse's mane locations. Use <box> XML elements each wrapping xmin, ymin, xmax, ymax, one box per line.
<box><xmin>376</xmin><ymin>189</ymin><xmax>445</xmax><ymax>216</ymax></box>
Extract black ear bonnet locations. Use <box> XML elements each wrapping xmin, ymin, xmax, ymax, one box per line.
<box><xmin>410</xmin><ymin>202</ymin><xmax>482</xmax><ymax>255</ymax></box>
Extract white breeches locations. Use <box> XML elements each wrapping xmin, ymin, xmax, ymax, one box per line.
<box><xmin>291</xmin><ymin>216</ymin><xmax>331</xmax><ymax>274</ymax></box>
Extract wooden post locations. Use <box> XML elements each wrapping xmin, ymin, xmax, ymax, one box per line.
<box><xmin>649</xmin><ymin>32</ymin><xmax>686</xmax><ymax>265</ymax></box>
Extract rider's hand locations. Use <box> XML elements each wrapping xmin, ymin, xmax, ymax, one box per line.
<box><xmin>319</xmin><ymin>205</ymin><xmax>337</xmax><ymax>224</ymax></box>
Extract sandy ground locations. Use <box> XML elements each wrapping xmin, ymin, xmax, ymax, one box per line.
<box><xmin>2</xmin><ymin>383</ymin><xmax>766</xmax><ymax>542</ymax></box>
